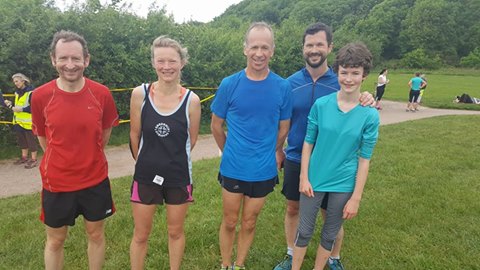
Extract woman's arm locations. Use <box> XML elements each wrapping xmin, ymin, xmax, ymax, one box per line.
<box><xmin>343</xmin><ymin>157</ymin><xmax>370</xmax><ymax>219</ymax></box>
<box><xmin>188</xmin><ymin>92</ymin><xmax>201</xmax><ymax>150</ymax></box>
<box><xmin>129</xmin><ymin>86</ymin><xmax>144</xmax><ymax>161</ymax></box>
<box><xmin>299</xmin><ymin>142</ymin><xmax>315</xmax><ymax>198</ymax></box>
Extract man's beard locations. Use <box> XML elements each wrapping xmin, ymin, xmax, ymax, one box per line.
<box><xmin>305</xmin><ymin>53</ymin><xmax>326</xmax><ymax>68</ymax></box>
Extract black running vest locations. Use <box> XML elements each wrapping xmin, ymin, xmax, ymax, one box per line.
<box><xmin>133</xmin><ymin>83</ymin><xmax>193</xmax><ymax>187</ymax></box>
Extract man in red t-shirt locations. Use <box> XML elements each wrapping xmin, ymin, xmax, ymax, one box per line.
<box><xmin>31</xmin><ymin>30</ymin><xmax>118</xmax><ymax>270</ymax></box>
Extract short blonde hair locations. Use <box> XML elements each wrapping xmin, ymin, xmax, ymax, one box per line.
<box><xmin>11</xmin><ymin>73</ymin><xmax>31</xmax><ymax>85</ymax></box>
<box><xmin>243</xmin><ymin>21</ymin><xmax>275</xmax><ymax>48</ymax></box>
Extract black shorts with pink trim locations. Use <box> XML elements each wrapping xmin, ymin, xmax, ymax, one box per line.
<box><xmin>130</xmin><ymin>180</ymin><xmax>194</xmax><ymax>205</ymax></box>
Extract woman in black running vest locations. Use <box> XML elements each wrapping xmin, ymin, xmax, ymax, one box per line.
<box><xmin>129</xmin><ymin>36</ymin><xmax>201</xmax><ymax>270</ymax></box>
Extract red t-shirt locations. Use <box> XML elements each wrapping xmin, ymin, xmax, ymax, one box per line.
<box><xmin>31</xmin><ymin>78</ymin><xmax>119</xmax><ymax>192</ymax></box>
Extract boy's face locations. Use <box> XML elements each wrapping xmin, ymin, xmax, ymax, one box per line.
<box><xmin>338</xmin><ymin>66</ymin><xmax>365</xmax><ymax>94</ymax></box>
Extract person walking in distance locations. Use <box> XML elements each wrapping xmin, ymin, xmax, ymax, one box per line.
<box><xmin>375</xmin><ymin>69</ymin><xmax>389</xmax><ymax>110</ymax></box>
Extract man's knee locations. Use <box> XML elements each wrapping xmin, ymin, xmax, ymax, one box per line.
<box><xmin>46</xmin><ymin>236</ymin><xmax>66</xmax><ymax>252</ymax></box>
<box><xmin>222</xmin><ymin>215</ymin><xmax>239</xmax><ymax>232</ymax></box>
<box><xmin>286</xmin><ymin>201</ymin><xmax>299</xmax><ymax>217</ymax></box>
<box><xmin>241</xmin><ymin>216</ymin><xmax>258</xmax><ymax>233</ymax></box>
<box><xmin>85</xmin><ymin>224</ymin><xmax>105</xmax><ymax>244</ymax></box>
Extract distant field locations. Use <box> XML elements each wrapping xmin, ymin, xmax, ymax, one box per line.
<box><xmin>363</xmin><ymin>70</ymin><xmax>480</xmax><ymax>110</ymax></box>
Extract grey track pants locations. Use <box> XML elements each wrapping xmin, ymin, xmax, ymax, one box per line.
<box><xmin>294</xmin><ymin>192</ymin><xmax>352</xmax><ymax>250</ymax></box>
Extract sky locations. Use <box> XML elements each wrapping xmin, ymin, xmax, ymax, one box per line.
<box><xmin>55</xmin><ymin>0</ymin><xmax>243</xmax><ymax>23</ymax></box>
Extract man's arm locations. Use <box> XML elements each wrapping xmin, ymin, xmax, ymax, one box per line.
<box><xmin>275</xmin><ymin>119</ymin><xmax>290</xmax><ymax>169</ymax></box>
<box><xmin>37</xmin><ymin>136</ymin><xmax>47</xmax><ymax>152</ymax></box>
<box><xmin>211</xmin><ymin>113</ymin><xmax>226</xmax><ymax>152</ymax></box>
<box><xmin>102</xmin><ymin>127</ymin><xmax>113</xmax><ymax>148</ymax></box>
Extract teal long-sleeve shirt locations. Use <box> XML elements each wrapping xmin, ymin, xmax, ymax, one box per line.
<box><xmin>304</xmin><ymin>92</ymin><xmax>379</xmax><ymax>192</ymax></box>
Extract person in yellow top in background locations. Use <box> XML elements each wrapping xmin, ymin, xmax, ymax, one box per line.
<box><xmin>5</xmin><ymin>73</ymin><xmax>38</xmax><ymax>168</ymax></box>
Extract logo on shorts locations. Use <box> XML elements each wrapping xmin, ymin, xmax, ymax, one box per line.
<box><xmin>105</xmin><ymin>209</ymin><xmax>112</xmax><ymax>215</ymax></box>
<box><xmin>233</xmin><ymin>185</ymin><xmax>240</xmax><ymax>190</ymax></box>
<box><xmin>154</xmin><ymin>123</ymin><xmax>170</xmax><ymax>137</ymax></box>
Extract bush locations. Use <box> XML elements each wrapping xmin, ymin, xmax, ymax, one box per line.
<box><xmin>460</xmin><ymin>48</ymin><xmax>480</xmax><ymax>69</ymax></box>
<box><xmin>400</xmin><ymin>48</ymin><xmax>443</xmax><ymax>70</ymax></box>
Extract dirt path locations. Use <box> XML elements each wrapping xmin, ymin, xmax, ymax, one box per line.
<box><xmin>1</xmin><ymin>100</ymin><xmax>479</xmax><ymax>198</ymax></box>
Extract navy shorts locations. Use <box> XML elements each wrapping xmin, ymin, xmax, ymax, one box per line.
<box><xmin>409</xmin><ymin>90</ymin><xmax>420</xmax><ymax>102</ymax></box>
<box><xmin>281</xmin><ymin>159</ymin><xmax>329</xmax><ymax>209</ymax></box>
<box><xmin>130</xmin><ymin>180</ymin><xmax>194</xmax><ymax>205</ymax></box>
<box><xmin>218</xmin><ymin>173</ymin><xmax>277</xmax><ymax>198</ymax></box>
<box><xmin>41</xmin><ymin>178</ymin><xmax>115</xmax><ymax>228</ymax></box>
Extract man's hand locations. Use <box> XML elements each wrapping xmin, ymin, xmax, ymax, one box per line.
<box><xmin>276</xmin><ymin>149</ymin><xmax>285</xmax><ymax>170</ymax></box>
<box><xmin>359</xmin><ymin>91</ymin><xmax>375</xmax><ymax>107</ymax></box>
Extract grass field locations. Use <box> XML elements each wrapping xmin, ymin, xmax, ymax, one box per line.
<box><xmin>1</xmin><ymin>115</ymin><xmax>479</xmax><ymax>269</ymax></box>
<box><xmin>363</xmin><ymin>69</ymin><xmax>480</xmax><ymax>110</ymax></box>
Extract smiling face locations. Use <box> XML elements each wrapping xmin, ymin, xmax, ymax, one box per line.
<box><xmin>13</xmin><ymin>77</ymin><xmax>26</xmax><ymax>89</ymax></box>
<box><xmin>303</xmin><ymin>31</ymin><xmax>332</xmax><ymax>69</ymax></box>
<box><xmin>337</xmin><ymin>66</ymin><xmax>365</xmax><ymax>94</ymax></box>
<box><xmin>243</xmin><ymin>27</ymin><xmax>274</xmax><ymax>75</ymax></box>
<box><xmin>51</xmin><ymin>39</ymin><xmax>90</xmax><ymax>83</ymax></box>
<box><xmin>152</xmin><ymin>47</ymin><xmax>184</xmax><ymax>83</ymax></box>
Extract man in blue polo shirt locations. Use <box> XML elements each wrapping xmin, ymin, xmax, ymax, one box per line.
<box><xmin>211</xmin><ymin>21</ymin><xmax>292</xmax><ymax>270</ymax></box>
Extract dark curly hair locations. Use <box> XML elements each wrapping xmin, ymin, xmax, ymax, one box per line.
<box><xmin>333</xmin><ymin>42</ymin><xmax>373</xmax><ymax>77</ymax></box>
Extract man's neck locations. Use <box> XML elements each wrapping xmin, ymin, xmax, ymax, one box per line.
<box><xmin>306</xmin><ymin>63</ymin><xmax>329</xmax><ymax>82</ymax></box>
<box><xmin>56</xmin><ymin>77</ymin><xmax>85</xmax><ymax>93</ymax></box>
<box><xmin>245</xmin><ymin>67</ymin><xmax>269</xmax><ymax>81</ymax></box>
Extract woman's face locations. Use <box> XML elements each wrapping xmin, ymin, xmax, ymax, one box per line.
<box><xmin>13</xmin><ymin>77</ymin><xmax>25</xmax><ymax>89</ymax></box>
<box><xmin>152</xmin><ymin>47</ymin><xmax>184</xmax><ymax>83</ymax></box>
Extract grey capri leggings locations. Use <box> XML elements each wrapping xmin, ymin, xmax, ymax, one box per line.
<box><xmin>294</xmin><ymin>192</ymin><xmax>352</xmax><ymax>251</ymax></box>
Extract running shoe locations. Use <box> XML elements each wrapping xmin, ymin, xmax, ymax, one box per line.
<box><xmin>273</xmin><ymin>254</ymin><xmax>292</xmax><ymax>270</ymax></box>
<box><xmin>220</xmin><ymin>266</ymin><xmax>231</xmax><ymax>270</ymax></box>
<box><xmin>233</xmin><ymin>265</ymin><xmax>246</xmax><ymax>270</ymax></box>
<box><xmin>13</xmin><ymin>157</ymin><xmax>28</xmax><ymax>165</ymax></box>
<box><xmin>24</xmin><ymin>159</ymin><xmax>38</xmax><ymax>169</ymax></box>
<box><xmin>327</xmin><ymin>258</ymin><xmax>345</xmax><ymax>270</ymax></box>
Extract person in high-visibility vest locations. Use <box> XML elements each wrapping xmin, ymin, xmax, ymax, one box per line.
<box><xmin>6</xmin><ymin>73</ymin><xmax>38</xmax><ymax>168</ymax></box>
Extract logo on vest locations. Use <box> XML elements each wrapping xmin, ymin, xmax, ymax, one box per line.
<box><xmin>155</xmin><ymin>123</ymin><xmax>170</xmax><ymax>137</ymax></box>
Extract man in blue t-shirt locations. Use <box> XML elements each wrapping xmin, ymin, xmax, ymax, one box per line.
<box><xmin>274</xmin><ymin>22</ymin><xmax>374</xmax><ymax>270</ymax></box>
<box><xmin>211</xmin><ymin>22</ymin><xmax>292</xmax><ymax>270</ymax></box>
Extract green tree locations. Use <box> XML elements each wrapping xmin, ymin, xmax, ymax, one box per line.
<box><xmin>400</xmin><ymin>0</ymin><xmax>459</xmax><ymax>64</ymax></box>
<box><xmin>460</xmin><ymin>48</ymin><xmax>480</xmax><ymax>69</ymax></box>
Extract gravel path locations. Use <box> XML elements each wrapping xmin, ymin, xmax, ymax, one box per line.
<box><xmin>1</xmin><ymin>100</ymin><xmax>479</xmax><ymax>198</ymax></box>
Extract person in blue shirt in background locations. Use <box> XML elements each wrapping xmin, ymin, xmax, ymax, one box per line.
<box><xmin>211</xmin><ymin>21</ymin><xmax>292</xmax><ymax>270</ymax></box>
<box><xmin>407</xmin><ymin>72</ymin><xmax>427</xmax><ymax>112</ymax></box>
<box><xmin>274</xmin><ymin>22</ymin><xmax>374</xmax><ymax>270</ymax></box>
<box><xmin>291</xmin><ymin>42</ymin><xmax>379</xmax><ymax>270</ymax></box>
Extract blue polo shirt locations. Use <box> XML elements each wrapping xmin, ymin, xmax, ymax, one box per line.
<box><xmin>211</xmin><ymin>70</ymin><xmax>292</xmax><ymax>181</ymax></box>
<box><xmin>285</xmin><ymin>67</ymin><xmax>339</xmax><ymax>163</ymax></box>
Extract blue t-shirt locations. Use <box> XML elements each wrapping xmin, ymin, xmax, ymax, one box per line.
<box><xmin>410</xmin><ymin>77</ymin><xmax>423</xmax><ymax>91</ymax></box>
<box><xmin>285</xmin><ymin>67</ymin><xmax>339</xmax><ymax>163</ymax></box>
<box><xmin>211</xmin><ymin>70</ymin><xmax>292</xmax><ymax>181</ymax></box>
<box><xmin>304</xmin><ymin>92</ymin><xmax>379</xmax><ymax>192</ymax></box>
